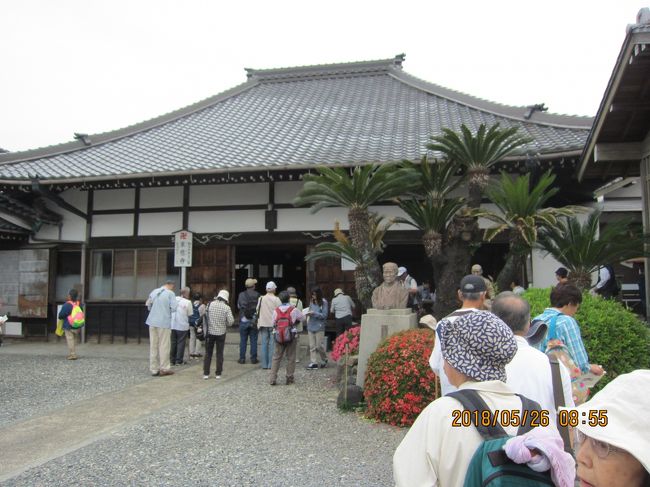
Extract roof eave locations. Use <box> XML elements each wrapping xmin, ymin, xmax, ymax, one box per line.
<box><xmin>0</xmin><ymin>149</ymin><xmax>584</xmax><ymax>186</ymax></box>
<box><xmin>578</xmin><ymin>28</ymin><xmax>650</xmax><ymax>181</ymax></box>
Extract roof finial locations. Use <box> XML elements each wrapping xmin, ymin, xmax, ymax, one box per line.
<box><xmin>74</xmin><ymin>133</ymin><xmax>92</xmax><ymax>146</ymax></box>
<box><xmin>394</xmin><ymin>53</ymin><xmax>406</xmax><ymax>68</ymax></box>
<box><xmin>524</xmin><ymin>103</ymin><xmax>548</xmax><ymax>120</ymax></box>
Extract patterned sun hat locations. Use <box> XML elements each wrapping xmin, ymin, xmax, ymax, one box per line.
<box><xmin>439</xmin><ymin>310</ymin><xmax>517</xmax><ymax>382</ymax></box>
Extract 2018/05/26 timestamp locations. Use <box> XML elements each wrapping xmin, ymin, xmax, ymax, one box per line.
<box><xmin>451</xmin><ymin>409</ymin><xmax>608</xmax><ymax>428</ymax></box>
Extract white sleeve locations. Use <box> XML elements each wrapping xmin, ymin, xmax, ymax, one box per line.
<box><xmin>596</xmin><ymin>267</ymin><xmax>610</xmax><ymax>289</ymax></box>
<box><xmin>429</xmin><ymin>337</ymin><xmax>442</xmax><ymax>374</ymax></box>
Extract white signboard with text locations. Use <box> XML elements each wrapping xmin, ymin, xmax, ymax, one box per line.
<box><xmin>173</xmin><ymin>230</ymin><xmax>193</xmax><ymax>267</ymax></box>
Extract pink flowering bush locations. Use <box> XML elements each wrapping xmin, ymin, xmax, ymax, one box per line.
<box><xmin>331</xmin><ymin>325</ymin><xmax>361</xmax><ymax>362</ymax></box>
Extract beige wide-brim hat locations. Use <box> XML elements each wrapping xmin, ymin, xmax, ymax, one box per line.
<box><xmin>245</xmin><ymin>278</ymin><xmax>257</xmax><ymax>287</ymax></box>
<box><xmin>333</xmin><ymin>288</ymin><xmax>344</xmax><ymax>297</ymax></box>
<box><xmin>565</xmin><ymin>369</ymin><xmax>650</xmax><ymax>473</ymax></box>
<box><xmin>419</xmin><ymin>315</ymin><xmax>437</xmax><ymax>330</ymax></box>
<box><xmin>217</xmin><ymin>290</ymin><xmax>230</xmax><ymax>302</ymax></box>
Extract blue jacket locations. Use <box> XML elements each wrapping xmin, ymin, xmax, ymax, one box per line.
<box><xmin>58</xmin><ymin>302</ymin><xmax>74</xmax><ymax>330</ymax></box>
<box><xmin>306</xmin><ymin>299</ymin><xmax>329</xmax><ymax>333</ymax></box>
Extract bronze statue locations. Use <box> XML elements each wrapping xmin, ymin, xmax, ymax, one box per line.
<box><xmin>371</xmin><ymin>262</ymin><xmax>409</xmax><ymax>310</ymax></box>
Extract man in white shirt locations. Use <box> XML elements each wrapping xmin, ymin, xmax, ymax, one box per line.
<box><xmin>398</xmin><ymin>266</ymin><xmax>418</xmax><ymax>311</ymax></box>
<box><xmin>492</xmin><ymin>292</ymin><xmax>575</xmax><ymax>426</ymax></box>
<box><xmin>429</xmin><ymin>274</ymin><xmax>486</xmax><ymax>396</ymax></box>
<box><xmin>170</xmin><ymin>287</ymin><xmax>193</xmax><ymax>366</ymax></box>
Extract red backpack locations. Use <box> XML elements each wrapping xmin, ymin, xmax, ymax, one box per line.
<box><xmin>274</xmin><ymin>305</ymin><xmax>296</xmax><ymax>344</ymax></box>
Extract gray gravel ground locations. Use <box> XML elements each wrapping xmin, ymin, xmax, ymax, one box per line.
<box><xmin>0</xmin><ymin>341</ymin><xmax>155</xmax><ymax>427</ymax></box>
<box><xmin>1</xmin><ymin>342</ymin><xmax>407</xmax><ymax>486</ymax></box>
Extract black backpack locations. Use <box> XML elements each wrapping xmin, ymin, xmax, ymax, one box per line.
<box><xmin>189</xmin><ymin>302</ymin><xmax>201</xmax><ymax>326</ymax></box>
<box><xmin>242</xmin><ymin>291</ymin><xmax>259</xmax><ymax>320</ymax></box>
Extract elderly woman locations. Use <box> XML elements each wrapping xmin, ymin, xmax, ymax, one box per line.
<box><xmin>572</xmin><ymin>369</ymin><xmax>650</xmax><ymax>487</ymax></box>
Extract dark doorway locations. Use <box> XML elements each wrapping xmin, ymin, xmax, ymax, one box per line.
<box><xmin>235</xmin><ymin>245</ymin><xmax>307</xmax><ymax>300</ymax></box>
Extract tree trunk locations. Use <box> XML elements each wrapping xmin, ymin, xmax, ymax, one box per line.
<box><xmin>433</xmin><ymin>215</ymin><xmax>478</xmax><ymax>318</ymax></box>
<box><xmin>495</xmin><ymin>251</ymin><xmax>526</xmax><ymax>293</ymax></box>
<box><xmin>467</xmin><ymin>169</ymin><xmax>490</xmax><ymax>208</ymax></box>
<box><xmin>571</xmin><ymin>270</ymin><xmax>592</xmax><ymax>292</ymax></box>
<box><xmin>348</xmin><ymin>206</ymin><xmax>382</xmax><ymax>310</ymax></box>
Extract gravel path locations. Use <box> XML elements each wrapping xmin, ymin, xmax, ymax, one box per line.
<box><xmin>1</xmin><ymin>343</ymin><xmax>406</xmax><ymax>486</ymax></box>
<box><xmin>0</xmin><ymin>342</ymin><xmax>154</xmax><ymax>428</ymax></box>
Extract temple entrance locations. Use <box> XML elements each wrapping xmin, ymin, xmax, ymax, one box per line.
<box><xmin>234</xmin><ymin>245</ymin><xmax>307</xmax><ymax>300</ymax></box>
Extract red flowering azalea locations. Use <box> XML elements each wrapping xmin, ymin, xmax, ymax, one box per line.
<box><xmin>331</xmin><ymin>325</ymin><xmax>361</xmax><ymax>362</ymax></box>
<box><xmin>364</xmin><ymin>329</ymin><xmax>438</xmax><ymax>427</ymax></box>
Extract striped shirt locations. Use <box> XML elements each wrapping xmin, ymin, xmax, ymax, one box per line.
<box><xmin>205</xmin><ymin>299</ymin><xmax>234</xmax><ymax>336</ymax></box>
<box><xmin>532</xmin><ymin>308</ymin><xmax>590</xmax><ymax>374</ymax></box>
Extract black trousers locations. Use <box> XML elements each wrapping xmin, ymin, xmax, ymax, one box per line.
<box><xmin>170</xmin><ymin>329</ymin><xmax>188</xmax><ymax>365</ymax></box>
<box><xmin>335</xmin><ymin>315</ymin><xmax>354</xmax><ymax>337</ymax></box>
<box><xmin>204</xmin><ymin>334</ymin><xmax>226</xmax><ymax>376</ymax></box>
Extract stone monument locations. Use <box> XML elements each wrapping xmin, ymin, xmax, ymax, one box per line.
<box><xmin>357</xmin><ymin>262</ymin><xmax>416</xmax><ymax>388</ymax></box>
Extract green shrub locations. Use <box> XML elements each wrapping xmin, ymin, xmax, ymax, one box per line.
<box><xmin>363</xmin><ymin>329</ymin><xmax>438</xmax><ymax>427</ymax></box>
<box><xmin>523</xmin><ymin>288</ymin><xmax>650</xmax><ymax>391</ymax></box>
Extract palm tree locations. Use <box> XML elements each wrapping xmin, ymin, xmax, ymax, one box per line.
<box><xmin>306</xmin><ymin>216</ymin><xmax>394</xmax><ymax>306</ymax></box>
<box><xmin>427</xmin><ymin>124</ymin><xmax>532</xmax><ymax>208</ymax></box>
<box><xmin>414</xmin><ymin>124</ymin><xmax>530</xmax><ymax>317</ymax></box>
<box><xmin>395</xmin><ymin>158</ymin><xmax>464</xmax><ymax>259</ymax></box>
<box><xmin>294</xmin><ymin>164</ymin><xmax>418</xmax><ymax>308</ymax></box>
<box><xmin>537</xmin><ymin>210</ymin><xmax>650</xmax><ymax>290</ymax></box>
<box><xmin>476</xmin><ymin>171</ymin><xmax>584</xmax><ymax>291</ymax></box>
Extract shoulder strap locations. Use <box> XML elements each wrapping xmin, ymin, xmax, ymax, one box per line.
<box><xmin>547</xmin><ymin>312</ymin><xmax>562</xmax><ymax>341</ymax></box>
<box><xmin>549</xmin><ymin>357</ymin><xmax>572</xmax><ymax>453</ymax></box>
<box><xmin>516</xmin><ymin>394</ymin><xmax>543</xmax><ymax>435</ymax></box>
<box><xmin>447</xmin><ymin>390</ymin><xmax>507</xmax><ymax>439</ymax></box>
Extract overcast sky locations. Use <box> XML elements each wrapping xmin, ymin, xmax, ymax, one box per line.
<box><xmin>1</xmin><ymin>0</ymin><xmax>646</xmax><ymax>152</ymax></box>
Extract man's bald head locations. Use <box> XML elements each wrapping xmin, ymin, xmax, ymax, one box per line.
<box><xmin>492</xmin><ymin>291</ymin><xmax>531</xmax><ymax>335</ymax></box>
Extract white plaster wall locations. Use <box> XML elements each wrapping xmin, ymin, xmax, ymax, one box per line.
<box><xmin>190</xmin><ymin>183</ymin><xmax>268</xmax><ymax>206</ymax></box>
<box><xmin>92</xmin><ymin>214</ymin><xmax>134</xmax><ymax>237</ymax></box>
<box><xmin>369</xmin><ymin>205</ymin><xmax>412</xmax><ymax>231</ymax></box>
<box><xmin>275</xmin><ymin>181</ymin><xmax>303</xmax><ymax>204</ymax></box>
<box><xmin>32</xmin><ymin>190</ymin><xmax>87</xmax><ymax>241</ymax></box>
<box><xmin>277</xmin><ymin>208</ymin><xmax>349</xmax><ymax>232</ymax></box>
<box><xmin>93</xmin><ymin>189</ymin><xmax>135</xmax><ymax>210</ymax></box>
<box><xmin>138</xmin><ymin>212</ymin><xmax>182</xmax><ymax>235</ymax></box>
<box><xmin>188</xmin><ymin>210</ymin><xmax>265</xmax><ymax>233</ymax></box>
<box><xmin>140</xmin><ymin>187</ymin><xmax>183</xmax><ymax>208</ymax></box>
<box><xmin>530</xmin><ymin>249</ymin><xmax>564</xmax><ymax>289</ymax></box>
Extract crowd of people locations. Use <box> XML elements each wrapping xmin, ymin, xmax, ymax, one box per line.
<box><xmin>394</xmin><ymin>272</ymin><xmax>649</xmax><ymax>487</ymax></box>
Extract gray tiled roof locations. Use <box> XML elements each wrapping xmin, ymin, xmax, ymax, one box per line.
<box><xmin>0</xmin><ymin>55</ymin><xmax>592</xmax><ymax>184</ymax></box>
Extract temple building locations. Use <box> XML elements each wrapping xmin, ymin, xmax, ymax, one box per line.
<box><xmin>0</xmin><ymin>54</ymin><xmax>596</xmax><ymax>340</ymax></box>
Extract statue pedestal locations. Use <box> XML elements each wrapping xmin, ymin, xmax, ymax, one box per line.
<box><xmin>356</xmin><ymin>308</ymin><xmax>417</xmax><ymax>388</ymax></box>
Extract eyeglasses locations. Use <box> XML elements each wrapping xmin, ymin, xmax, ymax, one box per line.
<box><xmin>574</xmin><ymin>429</ymin><xmax>622</xmax><ymax>459</ymax></box>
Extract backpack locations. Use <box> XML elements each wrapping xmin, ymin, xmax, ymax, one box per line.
<box><xmin>447</xmin><ymin>389</ymin><xmax>554</xmax><ymax>487</ymax></box>
<box><xmin>189</xmin><ymin>302</ymin><xmax>201</xmax><ymax>326</ymax></box>
<box><xmin>274</xmin><ymin>305</ymin><xmax>296</xmax><ymax>344</ymax></box>
<box><xmin>242</xmin><ymin>292</ymin><xmax>259</xmax><ymax>320</ymax></box>
<box><xmin>66</xmin><ymin>301</ymin><xmax>85</xmax><ymax>329</ymax></box>
<box><xmin>544</xmin><ymin>313</ymin><xmax>589</xmax><ymax>405</ymax></box>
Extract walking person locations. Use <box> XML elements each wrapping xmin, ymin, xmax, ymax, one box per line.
<box><xmin>203</xmin><ymin>290</ymin><xmax>234</xmax><ymax>380</ymax></box>
<box><xmin>145</xmin><ymin>280</ymin><xmax>177</xmax><ymax>377</ymax></box>
<box><xmin>287</xmin><ymin>286</ymin><xmax>305</xmax><ymax>363</ymax></box>
<box><xmin>188</xmin><ymin>292</ymin><xmax>205</xmax><ymax>359</ymax></box>
<box><xmin>257</xmin><ymin>281</ymin><xmax>281</xmax><ymax>370</ymax></box>
<box><xmin>237</xmin><ymin>278</ymin><xmax>260</xmax><ymax>364</ymax></box>
<box><xmin>58</xmin><ymin>288</ymin><xmax>83</xmax><ymax>360</ymax></box>
<box><xmin>269</xmin><ymin>291</ymin><xmax>304</xmax><ymax>385</ymax></box>
<box><xmin>170</xmin><ymin>287</ymin><xmax>193</xmax><ymax>366</ymax></box>
<box><xmin>305</xmin><ymin>287</ymin><xmax>329</xmax><ymax>370</ymax></box>
<box><xmin>331</xmin><ymin>288</ymin><xmax>355</xmax><ymax>337</ymax></box>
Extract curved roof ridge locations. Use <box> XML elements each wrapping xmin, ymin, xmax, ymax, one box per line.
<box><xmin>0</xmin><ymin>78</ymin><xmax>258</xmax><ymax>166</ymax></box>
<box><xmin>391</xmin><ymin>69</ymin><xmax>594</xmax><ymax>129</ymax></box>
<box><xmin>245</xmin><ymin>54</ymin><xmax>405</xmax><ymax>82</ymax></box>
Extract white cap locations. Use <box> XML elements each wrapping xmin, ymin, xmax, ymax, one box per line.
<box><xmin>266</xmin><ymin>281</ymin><xmax>277</xmax><ymax>291</ymax></box>
<box><xmin>217</xmin><ymin>290</ymin><xmax>229</xmax><ymax>302</ymax></box>
<box><xmin>568</xmin><ymin>370</ymin><xmax>650</xmax><ymax>473</ymax></box>
<box><xmin>397</xmin><ymin>266</ymin><xmax>407</xmax><ymax>277</ymax></box>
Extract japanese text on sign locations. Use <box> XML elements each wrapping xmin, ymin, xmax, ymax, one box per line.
<box><xmin>173</xmin><ymin>230</ymin><xmax>193</xmax><ymax>267</ymax></box>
